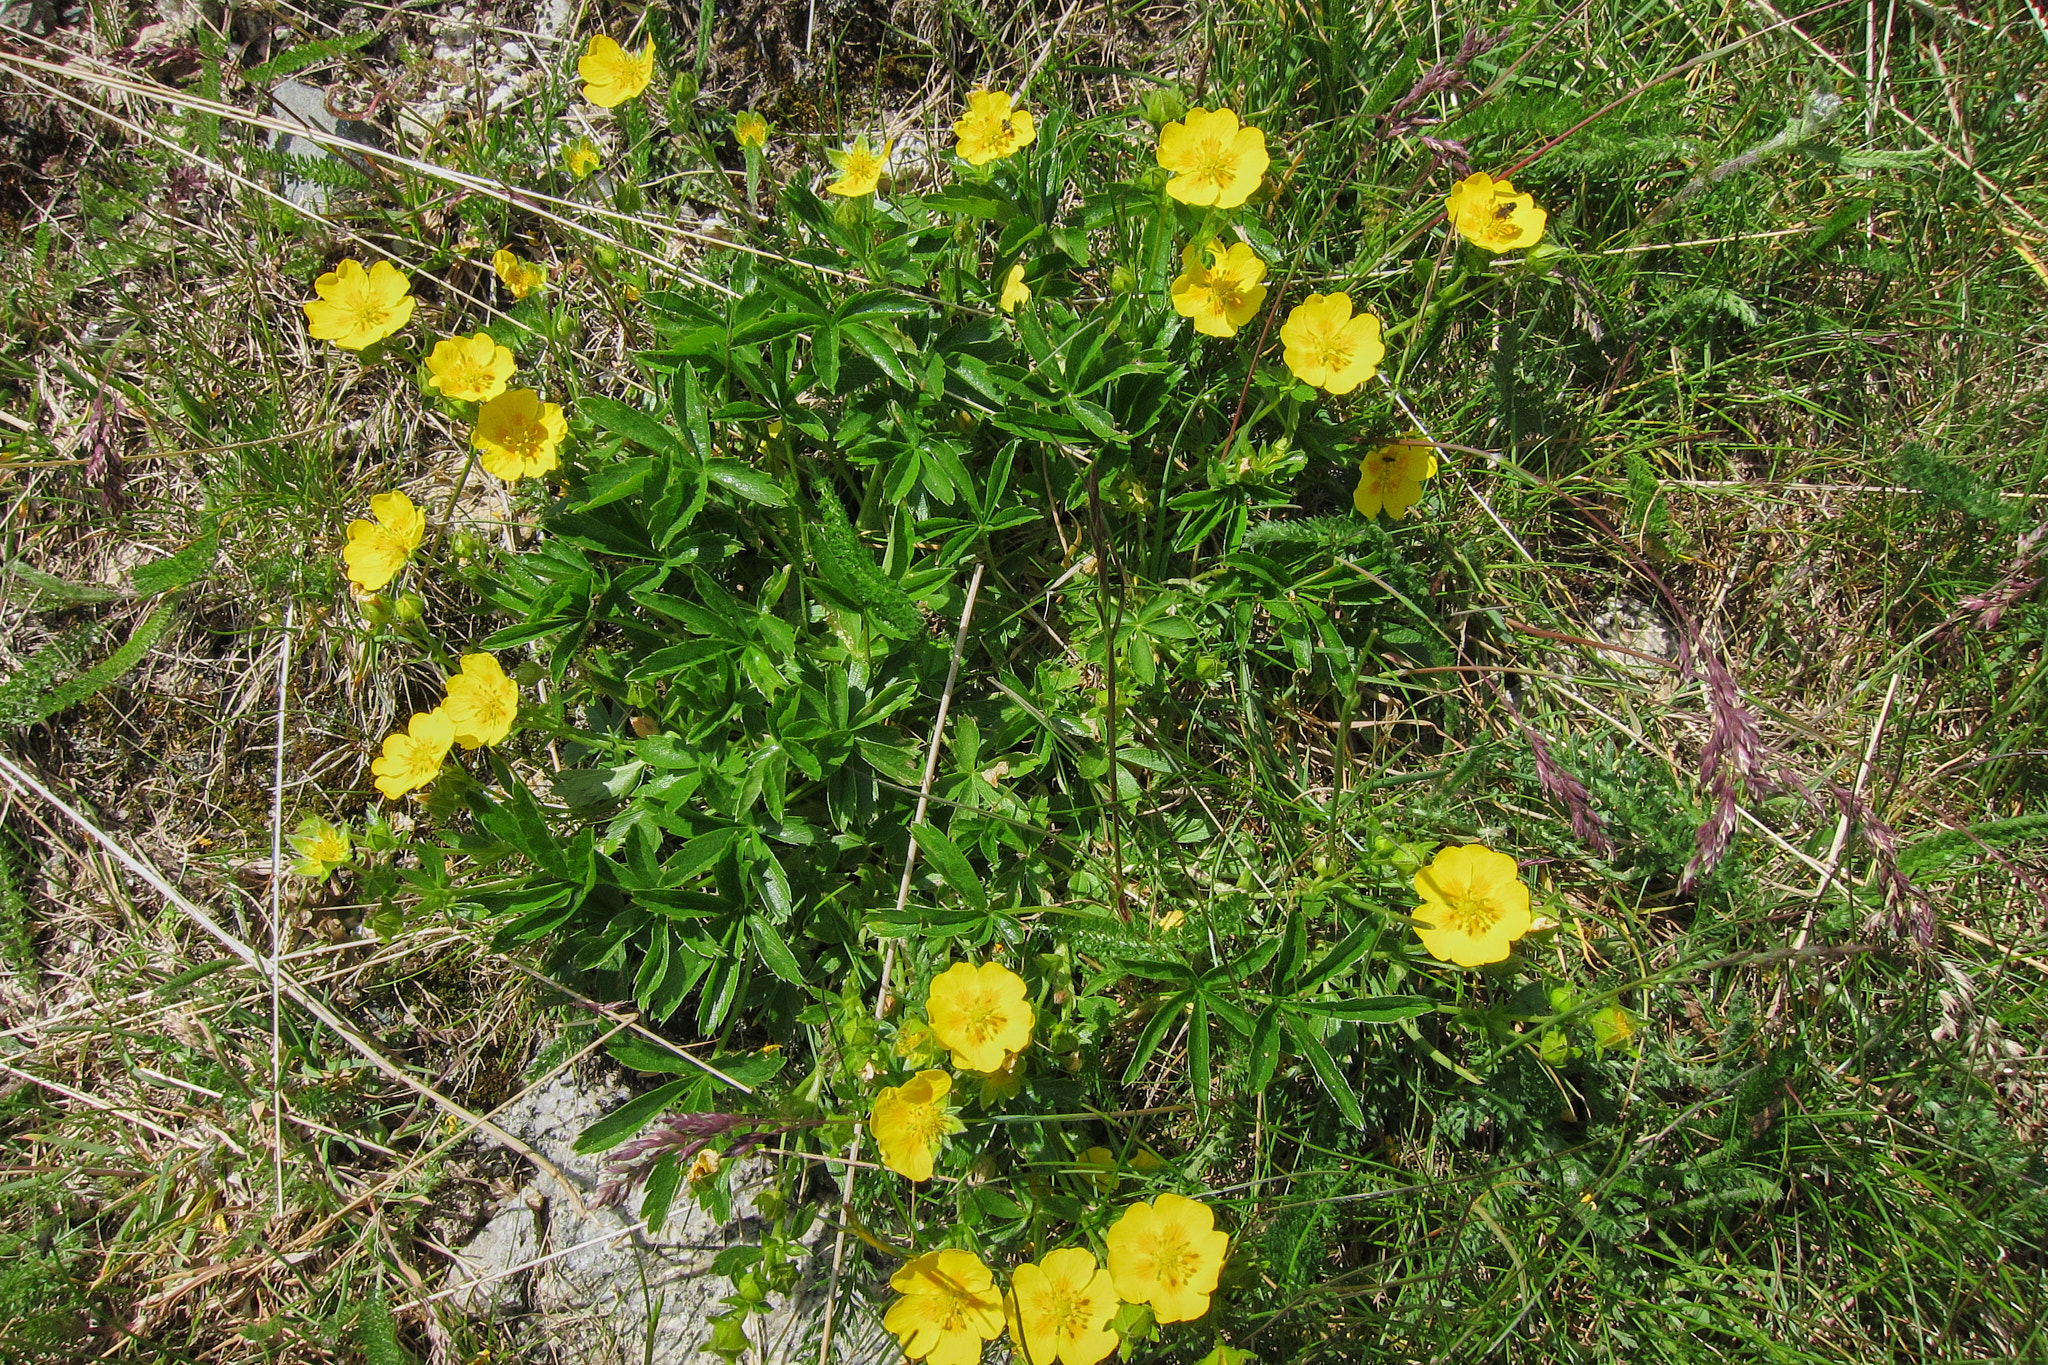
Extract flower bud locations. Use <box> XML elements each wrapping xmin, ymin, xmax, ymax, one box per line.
<box><xmin>394</xmin><ymin>593</ymin><xmax>425</xmax><ymax>624</ymax></box>
<box><xmin>1138</xmin><ymin>87</ymin><xmax>1188</xmax><ymax>127</ymax></box>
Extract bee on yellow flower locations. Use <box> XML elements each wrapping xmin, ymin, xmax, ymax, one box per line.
<box><xmin>1353</xmin><ymin>435</ymin><xmax>1438</xmax><ymax>520</ymax></box>
<box><xmin>952</xmin><ymin>89</ymin><xmax>1036</xmax><ymax>166</ymax></box>
<box><xmin>1445</xmin><ymin>171</ymin><xmax>1548</xmax><ymax>253</ymax></box>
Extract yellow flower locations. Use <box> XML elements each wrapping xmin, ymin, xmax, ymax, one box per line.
<box><xmin>342</xmin><ymin>490</ymin><xmax>426</xmax><ymax>593</ymax></box>
<box><xmin>563</xmin><ymin>139</ymin><xmax>603</xmax><ymax>179</ymax></box>
<box><xmin>473</xmin><ymin>389</ymin><xmax>568</xmax><ymax>484</ymax></box>
<box><xmin>999</xmin><ymin>262</ymin><xmax>1031</xmax><ymax>314</ymax></box>
<box><xmin>1591</xmin><ymin>1005</ymin><xmax>1639</xmax><ymax>1050</ymax></box>
<box><xmin>578</xmin><ymin>35</ymin><xmax>654</xmax><ymax>108</ymax></box>
<box><xmin>826</xmin><ymin>134</ymin><xmax>890</xmax><ymax>197</ymax></box>
<box><xmin>424</xmin><ymin>332</ymin><xmax>516</xmax><ymax>403</ymax></box>
<box><xmin>371</xmin><ymin>708</ymin><xmax>455</xmax><ymax>800</ymax></box>
<box><xmin>884</xmin><ymin>1249</ymin><xmax>1004</xmax><ymax>1365</ymax></box>
<box><xmin>1155</xmin><ymin>909</ymin><xmax>1186</xmax><ymax>931</ymax></box>
<box><xmin>870</xmin><ymin>1068</ymin><xmax>964</xmax><ymax>1181</ymax></box>
<box><xmin>1005</xmin><ymin>1246</ymin><xmax>1121</xmax><ymax>1365</ymax></box>
<box><xmin>1155</xmin><ymin>106</ymin><xmax>1269</xmax><ymax>209</ymax></box>
<box><xmin>492</xmin><ymin>248</ymin><xmax>548</xmax><ymax>301</ymax></box>
<box><xmin>1279</xmin><ymin>292</ymin><xmax>1385</xmax><ymax>395</ymax></box>
<box><xmin>1410</xmin><ymin>843</ymin><xmax>1533</xmax><ymax>966</ymax></box>
<box><xmin>442</xmin><ymin>652</ymin><xmax>519</xmax><ymax>749</ymax></box>
<box><xmin>286</xmin><ymin>814</ymin><xmax>351</xmax><ymax>877</ymax></box>
<box><xmin>734</xmin><ymin>111</ymin><xmax>769</xmax><ymax>150</ymax></box>
<box><xmin>953</xmin><ymin>89</ymin><xmax>1036</xmax><ymax>166</ymax></box>
<box><xmin>1106</xmin><ymin>1193</ymin><xmax>1231</xmax><ymax>1323</ymax></box>
<box><xmin>1352</xmin><ymin>436</ymin><xmax>1438</xmax><ymax>520</ymax></box>
<box><xmin>1170</xmin><ymin>241</ymin><xmax>1268</xmax><ymax>338</ymax></box>
<box><xmin>303</xmin><ymin>258</ymin><xmax>415</xmax><ymax>351</ymax></box>
<box><xmin>686</xmin><ymin>1147</ymin><xmax>721</xmax><ymax>1185</ymax></box>
<box><xmin>1445</xmin><ymin>171</ymin><xmax>1548</xmax><ymax>253</ymax></box>
<box><xmin>926</xmin><ymin>960</ymin><xmax>1034</xmax><ymax>1073</ymax></box>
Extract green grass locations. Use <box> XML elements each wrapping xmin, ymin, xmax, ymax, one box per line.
<box><xmin>2</xmin><ymin>0</ymin><xmax>2046</xmax><ymax>1360</ymax></box>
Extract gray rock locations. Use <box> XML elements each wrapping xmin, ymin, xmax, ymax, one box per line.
<box><xmin>446</xmin><ymin>1070</ymin><xmax>890</xmax><ymax>1364</ymax></box>
<box><xmin>268</xmin><ymin>79</ymin><xmax>379</xmax><ymax>211</ymax></box>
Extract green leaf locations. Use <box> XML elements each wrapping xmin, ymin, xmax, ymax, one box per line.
<box><xmin>584</xmin><ymin>395</ymin><xmax>689</xmax><ymax>458</ymax></box>
<box><xmin>1290</xmin><ymin>995</ymin><xmax>1432</xmax><ymax>1022</ymax></box>
<box><xmin>640</xmin><ymin>1152</ymin><xmax>683</xmax><ymax>1234</ymax></box>
<box><xmin>1294</xmin><ymin>920</ymin><xmax>1384</xmax><ymax>995</ymax></box>
<box><xmin>1188</xmin><ymin>999</ymin><xmax>1211</xmax><ymax>1120</ymax></box>
<box><xmin>748</xmin><ymin>914</ymin><xmax>806</xmax><ymax>984</ymax></box>
<box><xmin>706</xmin><ymin>460</ymin><xmax>788</xmax><ymax>506</ymax></box>
<box><xmin>609</xmin><ymin>1034</ymin><xmax>705</xmax><ymax>1073</ymax></box>
<box><xmin>241</xmin><ymin>30</ymin><xmax>377</xmax><ymax>83</ymax></box>
<box><xmin>910</xmin><ymin>821</ymin><xmax>988</xmax><ymax>913</ymax></box>
<box><xmin>573</xmin><ymin>1079</ymin><xmax>693</xmax><ymax>1154</ymax></box>
<box><xmin>131</xmin><ymin>520</ymin><xmax>218</xmax><ymax>595</ymax></box>
<box><xmin>0</xmin><ymin>560</ymin><xmax>121</xmax><ymax>609</ymax></box>
<box><xmin>1286</xmin><ymin>1014</ymin><xmax>1366</xmax><ymax>1128</ymax></box>
<box><xmin>1120</xmin><ymin>992</ymin><xmax>1190</xmax><ymax>1085</ymax></box>
<box><xmin>676</xmin><ymin>363</ymin><xmax>713</xmax><ymax>459</ymax></box>
<box><xmin>13</xmin><ymin>601</ymin><xmax>179</xmax><ymax>728</ymax></box>
<box><xmin>1246</xmin><ymin>1003</ymin><xmax>1283</xmax><ymax>1094</ymax></box>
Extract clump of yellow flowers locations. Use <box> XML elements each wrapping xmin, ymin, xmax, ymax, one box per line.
<box><xmin>879</xmin><ymin>1193</ymin><xmax>1233</xmax><ymax>1365</ymax></box>
<box><xmin>368</xmin><ymin>653</ymin><xmax>521</xmax><ymax>799</ymax></box>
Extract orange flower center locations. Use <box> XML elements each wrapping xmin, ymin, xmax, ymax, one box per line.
<box><xmin>960</xmin><ymin>994</ymin><xmax>1007</xmax><ymax>1045</ymax></box>
<box><xmin>492</xmin><ymin>413</ymin><xmax>549</xmax><ymax>461</ymax></box>
<box><xmin>843</xmin><ymin>150</ymin><xmax>881</xmax><ymax>182</ymax></box>
<box><xmin>1150</xmin><ymin>1224</ymin><xmax>1201</xmax><ymax>1291</ymax></box>
<box><xmin>1436</xmin><ymin>888</ymin><xmax>1501</xmax><ymax>935</ymax></box>
<box><xmin>897</xmin><ymin>1096</ymin><xmax>949</xmax><ymax>1148</ymax></box>
<box><xmin>1307</xmin><ymin>323</ymin><xmax>1353</xmax><ymax>374</ymax></box>
<box><xmin>1189</xmin><ymin>135</ymin><xmax>1239</xmax><ymax>191</ymax></box>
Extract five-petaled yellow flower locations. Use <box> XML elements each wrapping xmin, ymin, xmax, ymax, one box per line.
<box><xmin>871</xmin><ymin>1068</ymin><xmax>965</xmax><ymax>1182</ymax></box>
<box><xmin>1156</xmin><ymin>106</ymin><xmax>1269</xmax><ymax>209</ymax></box>
<box><xmin>826</xmin><ymin>134</ymin><xmax>891</xmax><ymax>197</ymax></box>
<box><xmin>493</xmin><ymin>248</ymin><xmax>548</xmax><ymax>301</ymax></box>
<box><xmin>372</xmin><ymin>708</ymin><xmax>455</xmax><ymax>800</ymax></box>
<box><xmin>884</xmin><ymin>1249</ymin><xmax>1004</xmax><ymax>1365</ymax></box>
<box><xmin>1005</xmin><ymin>1246</ymin><xmax>1121</xmax><ymax>1365</ymax></box>
<box><xmin>424</xmin><ymin>332</ymin><xmax>516</xmax><ymax>403</ymax></box>
<box><xmin>1280</xmin><ymin>292</ymin><xmax>1385</xmax><ymax>395</ymax></box>
<box><xmin>442</xmin><ymin>652</ymin><xmax>520</xmax><ymax>749</ymax></box>
<box><xmin>342</xmin><ymin>490</ymin><xmax>426</xmax><ymax>593</ymax></box>
<box><xmin>286</xmin><ymin>814</ymin><xmax>351</xmax><ymax>878</ymax></box>
<box><xmin>953</xmin><ymin>89</ymin><xmax>1036</xmax><ymax>166</ymax></box>
<box><xmin>734</xmin><ymin>111</ymin><xmax>769</xmax><ymax>149</ymax></box>
<box><xmin>1106</xmin><ymin>1193</ymin><xmax>1231</xmax><ymax>1324</ymax></box>
<box><xmin>562</xmin><ymin>139</ymin><xmax>602</xmax><ymax>179</ymax></box>
<box><xmin>1353</xmin><ymin>435</ymin><xmax>1437</xmax><ymax>520</ymax></box>
<box><xmin>999</xmin><ymin>262</ymin><xmax>1031</xmax><ymax>314</ymax></box>
<box><xmin>1445</xmin><ymin>171</ymin><xmax>1548</xmax><ymax>253</ymax></box>
<box><xmin>926</xmin><ymin>960</ymin><xmax>1034</xmax><ymax>1073</ymax></box>
<box><xmin>303</xmin><ymin>258</ymin><xmax>415</xmax><ymax>351</ymax></box>
<box><xmin>473</xmin><ymin>388</ymin><xmax>568</xmax><ymax>484</ymax></box>
<box><xmin>1411</xmin><ymin>843</ymin><xmax>1533</xmax><ymax>966</ymax></box>
<box><xmin>578</xmin><ymin>35</ymin><xmax>654</xmax><ymax>108</ymax></box>
<box><xmin>1171</xmin><ymin>241</ymin><xmax>1268</xmax><ymax>338</ymax></box>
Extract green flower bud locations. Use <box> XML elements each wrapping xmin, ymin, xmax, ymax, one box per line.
<box><xmin>1139</xmin><ymin>87</ymin><xmax>1188</xmax><ymax>127</ymax></box>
